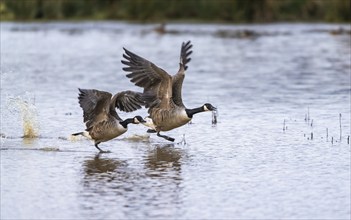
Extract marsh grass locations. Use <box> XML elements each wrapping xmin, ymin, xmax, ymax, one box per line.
<box><xmin>285</xmin><ymin>109</ymin><xmax>349</xmax><ymax>144</ymax></box>
<box><xmin>1</xmin><ymin>0</ymin><xmax>350</xmax><ymax>22</ymax></box>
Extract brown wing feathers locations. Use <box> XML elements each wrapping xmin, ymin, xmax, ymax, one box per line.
<box><xmin>122</xmin><ymin>48</ymin><xmax>162</xmax><ymax>89</ymax></box>
<box><xmin>78</xmin><ymin>88</ymin><xmax>112</xmax><ymax>128</ymax></box>
<box><xmin>113</xmin><ymin>90</ymin><xmax>144</xmax><ymax>112</ymax></box>
<box><xmin>180</xmin><ymin>41</ymin><xmax>192</xmax><ymax>70</ymax></box>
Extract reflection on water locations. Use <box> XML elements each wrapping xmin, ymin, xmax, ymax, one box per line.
<box><xmin>84</xmin><ymin>153</ymin><xmax>125</xmax><ymax>175</ymax></box>
<box><xmin>145</xmin><ymin>144</ymin><xmax>182</xmax><ymax>172</ymax></box>
<box><xmin>82</xmin><ymin>153</ymin><xmax>128</xmax><ymax>193</ymax></box>
<box><xmin>80</xmin><ymin>145</ymin><xmax>185</xmax><ymax>219</ymax></box>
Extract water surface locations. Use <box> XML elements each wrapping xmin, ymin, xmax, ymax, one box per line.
<box><xmin>1</xmin><ymin>22</ymin><xmax>350</xmax><ymax>219</ymax></box>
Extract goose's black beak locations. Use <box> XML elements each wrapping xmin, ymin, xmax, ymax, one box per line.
<box><xmin>204</xmin><ymin>103</ymin><xmax>217</xmax><ymax>111</ymax></box>
<box><xmin>134</xmin><ymin>116</ymin><xmax>146</xmax><ymax>124</ymax></box>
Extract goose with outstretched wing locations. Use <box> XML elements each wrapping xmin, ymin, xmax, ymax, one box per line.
<box><xmin>121</xmin><ymin>41</ymin><xmax>216</xmax><ymax>142</ymax></box>
<box><xmin>72</xmin><ymin>88</ymin><xmax>145</xmax><ymax>152</ymax></box>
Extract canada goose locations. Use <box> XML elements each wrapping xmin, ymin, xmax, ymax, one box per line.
<box><xmin>121</xmin><ymin>41</ymin><xmax>216</xmax><ymax>142</ymax></box>
<box><xmin>72</xmin><ymin>88</ymin><xmax>146</xmax><ymax>152</ymax></box>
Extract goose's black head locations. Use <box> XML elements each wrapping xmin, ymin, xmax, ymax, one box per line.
<box><xmin>133</xmin><ymin>116</ymin><xmax>146</xmax><ymax>124</ymax></box>
<box><xmin>186</xmin><ymin>103</ymin><xmax>217</xmax><ymax>118</ymax></box>
<box><xmin>203</xmin><ymin>103</ymin><xmax>216</xmax><ymax>111</ymax></box>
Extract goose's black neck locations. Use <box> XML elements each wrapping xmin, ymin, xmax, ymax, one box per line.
<box><xmin>185</xmin><ymin>106</ymin><xmax>204</xmax><ymax>118</ymax></box>
<box><xmin>120</xmin><ymin>118</ymin><xmax>134</xmax><ymax>128</ymax></box>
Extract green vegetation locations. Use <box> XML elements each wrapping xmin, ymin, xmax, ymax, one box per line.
<box><xmin>1</xmin><ymin>0</ymin><xmax>350</xmax><ymax>23</ymax></box>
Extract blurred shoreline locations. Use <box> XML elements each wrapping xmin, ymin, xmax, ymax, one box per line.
<box><xmin>1</xmin><ymin>0</ymin><xmax>350</xmax><ymax>23</ymax></box>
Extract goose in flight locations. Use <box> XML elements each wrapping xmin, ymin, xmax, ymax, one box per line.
<box><xmin>72</xmin><ymin>88</ymin><xmax>145</xmax><ymax>152</ymax></box>
<box><xmin>121</xmin><ymin>41</ymin><xmax>216</xmax><ymax>142</ymax></box>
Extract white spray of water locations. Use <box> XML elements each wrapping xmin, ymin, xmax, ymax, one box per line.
<box><xmin>6</xmin><ymin>92</ymin><xmax>40</xmax><ymax>138</ymax></box>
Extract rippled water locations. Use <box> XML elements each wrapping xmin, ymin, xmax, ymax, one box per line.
<box><xmin>1</xmin><ymin>22</ymin><xmax>350</xmax><ymax>219</ymax></box>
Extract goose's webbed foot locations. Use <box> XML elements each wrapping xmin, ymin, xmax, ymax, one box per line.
<box><xmin>157</xmin><ymin>132</ymin><xmax>175</xmax><ymax>142</ymax></box>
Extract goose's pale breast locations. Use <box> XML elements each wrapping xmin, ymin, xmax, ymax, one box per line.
<box><xmin>89</xmin><ymin>119</ymin><xmax>127</xmax><ymax>142</ymax></box>
<box><xmin>151</xmin><ymin>108</ymin><xmax>191</xmax><ymax>131</ymax></box>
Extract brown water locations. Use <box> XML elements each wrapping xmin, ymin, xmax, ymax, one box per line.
<box><xmin>1</xmin><ymin>22</ymin><xmax>350</xmax><ymax>219</ymax></box>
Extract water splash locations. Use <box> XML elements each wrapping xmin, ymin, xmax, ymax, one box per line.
<box><xmin>212</xmin><ymin>109</ymin><xmax>218</xmax><ymax>125</ymax></box>
<box><xmin>122</xmin><ymin>134</ymin><xmax>150</xmax><ymax>142</ymax></box>
<box><xmin>6</xmin><ymin>92</ymin><xmax>39</xmax><ymax>138</ymax></box>
<box><xmin>68</xmin><ymin>134</ymin><xmax>86</xmax><ymax>142</ymax></box>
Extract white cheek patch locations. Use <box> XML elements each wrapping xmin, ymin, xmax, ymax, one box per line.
<box><xmin>204</xmin><ymin>105</ymin><xmax>209</xmax><ymax>111</ymax></box>
<box><xmin>134</xmin><ymin>118</ymin><xmax>139</xmax><ymax>123</ymax></box>
<box><xmin>143</xmin><ymin>117</ymin><xmax>157</xmax><ymax>130</ymax></box>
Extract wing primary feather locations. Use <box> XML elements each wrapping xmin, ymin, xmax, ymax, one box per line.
<box><xmin>180</xmin><ymin>41</ymin><xmax>193</xmax><ymax>71</ymax></box>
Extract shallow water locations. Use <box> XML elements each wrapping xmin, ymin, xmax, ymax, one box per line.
<box><xmin>1</xmin><ymin>22</ymin><xmax>350</xmax><ymax>219</ymax></box>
